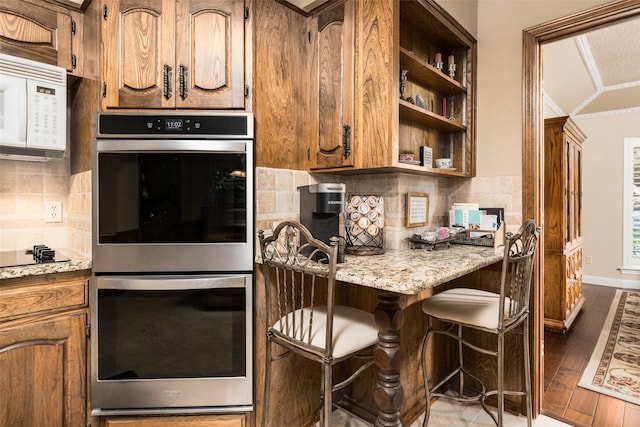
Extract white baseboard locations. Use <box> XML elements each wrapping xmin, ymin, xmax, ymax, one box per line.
<box><xmin>582</xmin><ymin>274</ymin><xmax>640</xmax><ymax>290</ymax></box>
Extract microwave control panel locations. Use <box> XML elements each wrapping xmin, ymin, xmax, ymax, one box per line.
<box><xmin>27</xmin><ymin>80</ymin><xmax>66</xmax><ymax>150</ymax></box>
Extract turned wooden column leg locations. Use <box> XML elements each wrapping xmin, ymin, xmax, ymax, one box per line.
<box><xmin>374</xmin><ymin>292</ymin><xmax>404</xmax><ymax>427</ymax></box>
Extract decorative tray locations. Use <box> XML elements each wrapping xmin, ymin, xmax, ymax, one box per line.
<box><xmin>407</xmin><ymin>235</ymin><xmax>455</xmax><ymax>251</ymax></box>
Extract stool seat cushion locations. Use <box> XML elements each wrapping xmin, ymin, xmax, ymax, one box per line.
<box><xmin>422</xmin><ymin>288</ymin><xmax>507</xmax><ymax>330</ymax></box>
<box><xmin>272</xmin><ymin>305</ymin><xmax>379</xmax><ymax>359</ymax></box>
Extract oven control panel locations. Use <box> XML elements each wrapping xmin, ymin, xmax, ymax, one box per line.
<box><xmin>97</xmin><ymin>113</ymin><xmax>254</xmax><ymax>138</ymax></box>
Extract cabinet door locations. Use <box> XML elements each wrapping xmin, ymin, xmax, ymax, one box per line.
<box><xmin>572</xmin><ymin>141</ymin><xmax>583</xmax><ymax>244</ymax></box>
<box><xmin>175</xmin><ymin>0</ymin><xmax>245</xmax><ymax>109</ymax></box>
<box><xmin>69</xmin><ymin>10</ymin><xmax>84</xmax><ymax>77</ymax></box>
<box><xmin>309</xmin><ymin>0</ymin><xmax>355</xmax><ymax>170</ymax></box>
<box><xmin>564</xmin><ymin>136</ymin><xmax>582</xmax><ymax>248</ymax></box>
<box><xmin>0</xmin><ymin>0</ymin><xmax>73</xmax><ymax>71</ymax></box>
<box><xmin>564</xmin><ymin>136</ymin><xmax>571</xmax><ymax>248</ymax></box>
<box><xmin>102</xmin><ymin>0</ymin><xmax>176</xmax><ymax>109</ymax></box>
<box><xmin>0</xmin><ymin>311</ymin><xmax>87</xmax><ymax>427</ymax></box>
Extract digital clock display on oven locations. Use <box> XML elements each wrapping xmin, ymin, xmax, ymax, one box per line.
<box><xmin>164</xmin><ymin>119</ymin><xmax>184</xmax><ymax>131</ymax></box>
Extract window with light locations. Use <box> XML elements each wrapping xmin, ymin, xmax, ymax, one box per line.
<box><xmin>622</xmin><ymin>137</ymin><xmax>640</xmax><ymax>273</ymax></box>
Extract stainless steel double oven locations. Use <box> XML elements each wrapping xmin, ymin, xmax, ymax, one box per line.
<box><xmin>90</xmin><ymin>113</ymin><xmax>253</xmax><ymax>415</ymax></box>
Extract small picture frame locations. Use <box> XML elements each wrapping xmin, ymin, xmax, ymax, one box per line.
<box><xmin>406</xmin><ymin>192</ymin><xmax>429</xmax><ymax>227</ymax></box>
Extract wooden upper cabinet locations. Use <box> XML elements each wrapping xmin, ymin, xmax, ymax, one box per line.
<box><xmin>102</xmin><ymin>0</ymin><xmax>175</xmax><ymax>109</ymax></box>
<box><xmin>309</xmin><ymin>0</ymin><xmax>355</xmax><ymax>170</ymax></box>
<box><xmin>306</xmin><ymin>0</ymin><xmax>476</xmax><ymax>176</ymax></box>
<box><xmin>0</xmin><ymin>0</ymin><xmax>81</xmax><ymax>75</ymax></box>
<box><xmin>391</xmin><ymin>0</ymin><xmax>476</xmax><ymax>176</ymax></box>
<box><xmin>176</xmin><ymin>0</ymin><xmax>246</xmax><ymax>109</ymax></box>
<box><xmin>102</xmin><ymin>0</ymin><xmax>245</xmax><ymax>110</ymax></box>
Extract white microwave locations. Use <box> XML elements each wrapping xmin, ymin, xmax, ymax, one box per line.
<box><xmin>0</xmin><ymin>53</ymin><xmax>67</xmax><ymax>161</ymax></box>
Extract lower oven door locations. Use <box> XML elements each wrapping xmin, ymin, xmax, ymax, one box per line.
<box><xmin>90</xmin><ymin>274</ymin><xmax>253</xmax><ymax>414</ymax></box>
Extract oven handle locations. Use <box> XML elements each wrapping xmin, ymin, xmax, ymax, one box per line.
<box><xmin>94</xmin><ymin>274</ymin><xmax>250</xmax><ymax>291</ymax></box>
<box><xmin>94</xmin><ymin>139</ymin><xmax>249</xmax><ymax>153</ymax></box>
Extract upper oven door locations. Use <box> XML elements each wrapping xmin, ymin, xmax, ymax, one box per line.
<box><xmin>92</xmin><ymin>138</ymin><xmax>254</xmax><ymax>273</ymax></box>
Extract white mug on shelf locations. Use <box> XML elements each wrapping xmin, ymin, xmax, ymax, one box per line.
<box><xmin>435</xmin><ymin>158</ymin><xmax>452</xmax><ymax>168</ymax></box>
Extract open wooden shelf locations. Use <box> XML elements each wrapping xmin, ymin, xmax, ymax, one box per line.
<box><xmin>399</xmin><ymin>100</ymin><xmax>466</xmax><ymax>132</ymax></box>
<box><xmin>399</xmin><ymin>47</ymin><xmax>465</xmax><ymax>95</ymax></box>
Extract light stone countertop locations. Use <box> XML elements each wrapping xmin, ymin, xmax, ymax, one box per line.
<box><xmin>0</xmin><ymin>250</ymin><xmax>92</xmax><ymax>280</ymax></box>
<box><xmin>335</xmin><ymin>244</ymin><xmax>503</xmax><ymax>295</ymax></box>
<box><xmin>0</xmin><ymin>244</ymin><xmax>500</xmax><ymax>291</ymax></box>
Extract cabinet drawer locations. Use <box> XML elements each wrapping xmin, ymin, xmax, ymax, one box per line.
<box><xmin>0</xmin><ymin>279</ymin><xmax>88</xmax><ymax>321</ymax></box>
<box><xmin>102</xmin><ymin>415</ymin><xmax>245</xmax><ymax>427</ymax></box>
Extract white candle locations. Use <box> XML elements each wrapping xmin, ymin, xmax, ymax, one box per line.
<box><xmin>448</xmin><ymin>54</ymin><xmax>455</xmax><ymax>65</ymax></box>
<box><xmin>435</xmin><ymin>52</ymin><xmax>442</xmax><ymax>63</ymax></box>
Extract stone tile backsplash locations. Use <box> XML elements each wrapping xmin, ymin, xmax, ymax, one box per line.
<box><xmin>0</xmin><ymin>160</ymin><xmax>521</xmax><ymax>258</ymax></box>
<box><xmin>255</xmin><ymin>166</ymin><xmax>523</xmax><ymax>250</ymax></box>
<box><xmin>0</xmin><ymin>159</ymin><xmax>91</xmax><ymax>257</ymax></box>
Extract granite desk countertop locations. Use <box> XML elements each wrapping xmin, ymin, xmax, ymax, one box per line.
<box><xmin>0</xmin><ymin>250</ymin><xmax>92</xmax><ymax>280</ymax></box>
<box><xmin>257</xmin><ymin>244</ymin><xmax>504</xmax><ymax>296</ymax></box>
<box><xmin>335</xmin><ymin>244</ymin><xmax>503</xmax><ymax>295</ymax></box>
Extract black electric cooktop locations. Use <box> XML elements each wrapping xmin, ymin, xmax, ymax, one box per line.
<box><xmin>0</xmin><ymin>246</ymin><xmax>70</xmax><ymax>268</ymax></box>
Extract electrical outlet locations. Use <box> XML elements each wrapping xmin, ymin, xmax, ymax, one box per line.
<box><xmin>586</xmin><ymin>255</ymin><xmax>593</xmax><ymax>264</ymax></box>
<box><xmin>45</xmin><ymin>201</ymin><xmax>63</xmax><ymax>223</ymax></box>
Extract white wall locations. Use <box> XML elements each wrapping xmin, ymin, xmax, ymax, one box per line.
<box><xmin>576</xmin><ymin>113</ymin><xmax>640</xmax><ymax>288</ymax></box>
<box><xmin>436</xmin><ymin>0</ymin><xmax>478</xmax><ymax>37</ymax></box>
<box><xmin>473</xmin><ymin>0</ymin><xmax>611</xmax><ymax>178</ymax></box>
<box><xmin>474</xmin><ymin>0</ymin><xmax>640</xmax><ymax>286</ymax></box>
<box><xmin>435</xmin><ymin>1</ymin><xmax>640</xmax><ymax>286</ymax></box>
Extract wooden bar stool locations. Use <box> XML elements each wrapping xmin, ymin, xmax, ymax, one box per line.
<box><xmin>420</xmin><ymin>219</ymin><xmax>540</xmax><ymax>426</ymax></box>
<box><xmin>258</xmin><ymin>221</ymin><xmax>378</xmax><ymax>427</ymax></box>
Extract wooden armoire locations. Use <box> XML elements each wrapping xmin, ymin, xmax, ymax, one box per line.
<box><xmin>544</xmin><ymin>116</ymin><xmax>587</xmax><ymax>333</ymax></box>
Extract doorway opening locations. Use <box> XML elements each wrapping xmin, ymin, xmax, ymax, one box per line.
<box><xmin>522</xmin><ymin>0</ymin><xmax>640</xmax><ymax>416</ymax></box>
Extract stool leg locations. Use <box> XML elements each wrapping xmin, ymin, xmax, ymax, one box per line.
<box><xmin>523</xmin><ymin>320</ymin><xmax>533</xmax><ymax>427</ymax></box>
<box><xmin>262</xmin><ymin>338</ymin><xmax>272</xmax><ymax>427</ymax></box>
<box><xmin>322</xmin><ymin>363</ymin><xmax>332</xmax><ymax>427</ymax></box>
<box><xmin>457</xmin><ymin>324</ymin><xmax>464</xmax><ymax>396</ymax></box>
<box><xmin>497</xmin><ymin>331</ymin><xmax>504</xmax><ymax>426</ymax></box>
<box><xmin>421</xmin><ymin>317</ymin><xmax>434</xmax><ymax>427</ymax></box>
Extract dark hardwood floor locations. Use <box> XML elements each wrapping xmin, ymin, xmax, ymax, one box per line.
<box><xmin>543</xmin><ymin>283</ymin><xmax>640</xmax><ymax>426</ymax></box>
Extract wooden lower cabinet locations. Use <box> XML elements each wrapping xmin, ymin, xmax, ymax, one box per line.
<box><xmin>0</xmin><ymin>278</ymin><xmax>89</xmax><ymax>427</ymax></box>
<box><xmin>544</xmin><ymin>245</ymin><xmax>585</xmax><ymax>333</ymax></box>
<box><xmin>100</xmin><ymin>415</ymin><xmax>246</xmax><ymax>427</ymax></box>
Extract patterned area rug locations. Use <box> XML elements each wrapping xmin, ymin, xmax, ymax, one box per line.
<box><xmin>578</xmin><ymin>290</ymin><xmax>640</xmax><ymax>405</ymax></box>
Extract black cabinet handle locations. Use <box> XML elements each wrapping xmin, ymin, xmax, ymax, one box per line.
<box><xmin>163</xmin><ymin>64</ymin><xmax>172</xmax><ymax>100</ymax></box>
<box><xmin>342</xmin><ymin>124</ymin><xmax>351</xmax><ymax>158</ymax></box>
<box><xmin>179</xmin><ymin>65</ymin><xmax>188</xmax><ymax>100</ymax></box>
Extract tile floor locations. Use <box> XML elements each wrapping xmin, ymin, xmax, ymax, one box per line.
<box><xmin>333</xmin><ymin>399</ymin><xmax>571</xmax><ymax>427</ymax></box>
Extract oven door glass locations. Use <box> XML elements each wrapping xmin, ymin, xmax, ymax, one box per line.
<box><xmin>98</xmin><ymin>152</ymin><xmax>247</xmax><ymax>244</ymax></box>
<box><xmin>97</xmin><ymin>286</ymin><xmax>246</xmax><ymax>380</ymax></box>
